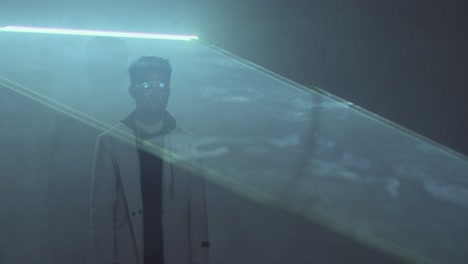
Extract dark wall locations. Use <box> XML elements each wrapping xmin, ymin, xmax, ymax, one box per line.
<box><xmin>1</xmin><ymin>0</ymin><xmax>467</xmax><ymax>155</ymax></box>
<box><xmin>197</xmin><ymin>0</ymin><xmax>468</xmax><ymax>156</ymax></box>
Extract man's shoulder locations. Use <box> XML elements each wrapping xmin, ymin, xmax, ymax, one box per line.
<box><xmin>170</xmin><ymin>126</ymin><xmax>196</xmax><ymax>137</ymax></box>
<box><xmin>166</xmin><ymin>125</ymin><xmax>202</xmax><ymax>158</ymax></box>
<box><xmin>97</xmin><ymin>122</ymin><xmax>134</xmax><ymax>142</ymax></box>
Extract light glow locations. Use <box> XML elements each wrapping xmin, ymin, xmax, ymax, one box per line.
<box><xmin>0</xmin><ymin>26</ymin><xmax>198</xmax><ymax>41</ymax></box>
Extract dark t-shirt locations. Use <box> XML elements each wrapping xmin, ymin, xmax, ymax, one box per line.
<box><xmin>139</xmin><ymin>146</ymin><xmax>164</xmax><ymax>264</ymax></box>
<box><xmin>122</xmin><ymin>111</ymin><xmax>177</xmax><ymax>264</ymax></box>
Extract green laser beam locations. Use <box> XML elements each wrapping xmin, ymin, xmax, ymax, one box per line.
<box><xmin>0</xmin><ymin>75</ymin><xmax>437</xmax><ymax>264</ymax></box>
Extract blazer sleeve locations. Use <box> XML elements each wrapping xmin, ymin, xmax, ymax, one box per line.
<box><xmin>90</xmin><ymin>134</ymin><xmax>118</xmax><ymax>264</ymax></box>
<box><xmin>188</xmin><ymin>159</ymin><xmax>210</xmax><ymax>264</ymax></box>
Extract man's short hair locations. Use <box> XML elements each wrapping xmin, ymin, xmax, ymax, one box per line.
<box><xmin>128</xmin><ymin>55</ymin><xmax>172</xmax><ymax>85</ymax></box>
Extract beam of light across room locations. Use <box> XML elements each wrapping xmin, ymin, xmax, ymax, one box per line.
<box><xmin>0</xmin><ymin>25</ymin><xmax>199</xmax><ymax>41</ymax></box>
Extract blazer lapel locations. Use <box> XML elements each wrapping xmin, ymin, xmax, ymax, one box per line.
<box><xmin>110</xmin><ymin>124</ymin><xmax>144</xmax><ymax>261</ymax></box>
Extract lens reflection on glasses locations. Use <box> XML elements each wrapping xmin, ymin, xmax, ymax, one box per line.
<box><xmin>140</xmin><ymin>82</ymin><xmax>166</xmax><ymax>89</ymax></box>
<box><xmin>136</xmin><ymin>82</ymin><xmax>168</xmax><ymax>93</ymax></box>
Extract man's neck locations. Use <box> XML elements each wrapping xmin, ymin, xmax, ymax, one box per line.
<box><xmin>134</xmin><ymin>109</ymin><xmax>164</xmax><ymax>126</ymax></box>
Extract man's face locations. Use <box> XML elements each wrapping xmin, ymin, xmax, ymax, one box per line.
<box><xmin>132</xmin><ymin>72</ymin><xmax>170</xmax><ymax>114</ymax></box>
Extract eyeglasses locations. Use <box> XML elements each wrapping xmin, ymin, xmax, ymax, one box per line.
<box><xmin>135</xmin><ymin>82</ymin><xmax>169</xmax><ymax>94</ymax></box>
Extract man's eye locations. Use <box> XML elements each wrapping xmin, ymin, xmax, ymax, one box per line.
<box><xmin>159</xmin><ymin>82</ymin><xmax>166</xmax><ymax>88</ymax></box>
<box><xmin>142</xmin><ymin>83</ymin><xmax>151</xmax><ymax>89</ymax></box>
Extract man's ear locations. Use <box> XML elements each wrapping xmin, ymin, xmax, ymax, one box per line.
<box><xmin>128</xmin><ymin>85</ymin><xmax>136</xmax><ymax>98</ymax></box>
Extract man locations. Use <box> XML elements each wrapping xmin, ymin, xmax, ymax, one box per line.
<box><xmin>90</xmin><ymin>55</ymin><xmax>209</xmax><ymax>264</ymax></box>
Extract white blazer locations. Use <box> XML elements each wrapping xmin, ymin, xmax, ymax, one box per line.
<box><xmin>90</xmin><ymin>116</ymin><xmax>209</xmax><ymax>264</ymax></box>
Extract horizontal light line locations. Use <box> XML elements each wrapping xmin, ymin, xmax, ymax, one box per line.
<box><xmin>0</xmin><ymin>25</ymin><xmax>198</xmax><ymax>41</ymax></box>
